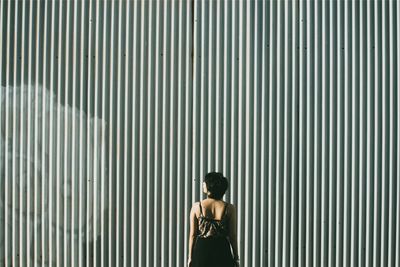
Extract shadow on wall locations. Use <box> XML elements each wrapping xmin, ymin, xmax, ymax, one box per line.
<box><xmin>0</xmin><ymin>84</ymin><xmax>107</xmax><ymax>266</ymax></box>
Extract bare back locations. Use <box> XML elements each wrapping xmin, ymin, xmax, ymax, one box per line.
<box><xmin>198</xmin><ymin>199</ymin><xmax>230</xmax><ymax>221</ymax></box>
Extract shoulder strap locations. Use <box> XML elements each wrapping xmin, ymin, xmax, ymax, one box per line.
<box><xmin>199</xmin><ymin>202</ymin><xmax>203</xmax><ymax>216</ymax></box>
<box><xmin>221</xmin><ymin>203</ymin><xmax>228</xmax><ymax>220</ymax></box>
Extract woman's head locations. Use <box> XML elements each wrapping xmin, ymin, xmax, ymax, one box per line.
<box><xmin>202</xmin><ymin>172</ymin><xmax>229</xmax><ymax>200</ymax></box>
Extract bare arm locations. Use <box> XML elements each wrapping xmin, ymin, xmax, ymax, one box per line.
<box><xmin>228</xmin><ymin>204</ymin><xmax>239</xmax><ymax>261</ymax></box>
<box><xmin>188</xmin><ymin>203</ymin><xmax>198</xmax><ymax>261</ymax></box>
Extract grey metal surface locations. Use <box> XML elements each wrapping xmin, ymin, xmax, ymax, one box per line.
<box><xmin>0</xmin><ymin>0</ymin><xmax>399</xmax><ymax>266</ymax></box>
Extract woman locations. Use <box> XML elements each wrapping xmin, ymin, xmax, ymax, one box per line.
<box><xmin>187</xmin><ymin>172</ymin><xmax>240</xmax><ymax>267</ymax></box>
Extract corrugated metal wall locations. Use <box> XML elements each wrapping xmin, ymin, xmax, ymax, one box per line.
<box><xmin>1</xmin><ymin>0</ymin><xmax>399</xmax><ymax>266</ymax></box>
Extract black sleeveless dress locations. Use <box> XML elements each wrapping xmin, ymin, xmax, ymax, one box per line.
<box><xmin>191</xmin><ymin>201</ymin><xmax>235</xmax><ymax>267</ymax></box>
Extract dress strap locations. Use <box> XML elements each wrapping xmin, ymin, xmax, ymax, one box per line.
<box><xmin>221</xmin><ymin>203</ymin><xmax>228</xmax><ymax>220</ymax></box>
<box><xmin>199</xmin><ymin>202</ymin><xmax>203</xmax><ymax>217</ymax></box>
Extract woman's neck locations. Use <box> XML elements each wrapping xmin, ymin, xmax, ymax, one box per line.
<box><xmin>206</xmin><ymin>196</ymin><xmax>222</xmax><ymax>201</ymax></box>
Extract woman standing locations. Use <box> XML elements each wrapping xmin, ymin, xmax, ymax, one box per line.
<box><xmin>187</xmin><ymin>172</ymin><xmax>240</xmax><ymax>267</ymax></box>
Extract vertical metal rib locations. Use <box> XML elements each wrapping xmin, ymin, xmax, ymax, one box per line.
<box><xmin>343</xmin><ymin>0</ymin><xmax>350</xmax><ymax>266</ymax></box>
<box><xmin>20</xmin><ymin>0</ymin><xmax>27</xmax><ymax>265</ymax></box>
<box><xmin>11</xmin><ymin>0</ymin><xmax>19</xmax><ymax>265</ymax></box>
<box><xmin>55</xmin><ymin>0</ymin><xmax>63</xmax><ymax>265</ymax></box>
<box><xmin>289</xmin><ymin>1</ymin><xmax>298</xmax><ymax>266</ymax></box>
<box><xmin>48</xmin><ymin>0</ymin><xmax>56</xmax><ymax>264</ymax></box>
<box><xmin>70</xmin><ymin>0</ymin><xmax>78</xmax><ymax>264</ymax></box>
<box><xmin>100</xmin><ymin>0</ymin><xmax>109</xmax><ymax>265</ymax></box>
<box><xmin>396</xmin><ymin>4</ymin><xmax>400</xmax><ymax>267</ymax></box>
<box><xmin>86</xmin><ymin>0</ymin><xmax>94</xmax><ymax>265</ymax></box>
<box><xmin>93</xmin><ymin>0</ymin><xmax>101</xmax><ymax>265</ymax></box>
<box><xmin>168</xmin><ymin>0</ymin><xmax>176</xmax><ymax>264</ymax></box>
<box><xmin>115</xmin><ymin>0</ymin><xmax>122</xmax><ymax>264</ymax></box>
<box><xmin>63</xmin><ymin>0</ymin><xmax>70</xmax><ymax>265</ymax></box>
<box><xmin>359</xmin><ymin>1</ymin><xmax>367</xmax><ymax>265</ymax></box>
<box><xmin>34</xmin><ymin>0</ymin><xmax>41</xmax><ymax>264</ymax></box>
<box><xmin>108</xmin><ymin>0</ymin><xmax>115</xmax><ymax>265</ymax></box>
<box><xmin>387</xmin><ymin>2</ymin><xmax>394</xmax><ymax>266</ymax></box>
<box><xmin>27</xmin><ymin>1</ymin><xmax>33</xmax><ymax>266</ymax></box>
<box><xmin>122</xmin><ymin>0</ymin><xmax>131</xmax><ymax>265</ymax></box>
<box><xmin>153</xmin><ymin>0</ymin><xmax>162</xmax><ymax>264</ymax></box>
<box><xmin>78</xmin><ymin>0</ymin><xmax>86</xmax><ymax>265</ymax></box>
<box><xmin>321</xmin><ymin>0</ymin><xmax>328</xmax><ymax>265</ymax></box>
<box><xmin>238</xmin><ymin>0</ymin><xmax>244</xmax><ymax>264</ymax></box>
<box><xmin>0</xmin><ymin>0</ymin><xmax>3</xmax><ymax>261</ymax></box>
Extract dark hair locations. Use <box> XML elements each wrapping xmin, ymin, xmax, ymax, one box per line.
<box><xmin>203</xmin><ymin>172</ymin><xmax>229</xmax><ymax>199</ymax></box>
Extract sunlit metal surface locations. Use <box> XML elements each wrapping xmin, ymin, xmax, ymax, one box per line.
<box><xmin>1</xmin><ymin>0</ymin><xmax>399</xmax><ymax>266</ymax></box>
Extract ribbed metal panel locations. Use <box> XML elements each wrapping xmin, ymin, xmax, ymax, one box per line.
<box><xmin>0</xmin><ymin>0</ymin><xmax>399</xmax><ymax>266</ymax></box>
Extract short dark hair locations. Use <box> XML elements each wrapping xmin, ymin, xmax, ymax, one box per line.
<box><xmin>203</xmin><ymin>172</ymin><xmax>229</xmax><ymax>199</ymax></box>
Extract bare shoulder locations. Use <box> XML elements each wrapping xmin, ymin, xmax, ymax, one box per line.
<box><xmin>189</xmin><ymin>202</ymin><xmax>199</xmax><ymax>221</ymax></box>
<box><xmin>192</xmin><ymin>201</ymin><xmax>200</xmax><ymax>214</ymax></box>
